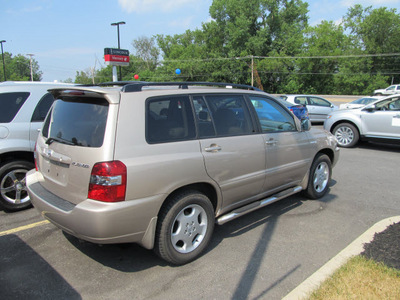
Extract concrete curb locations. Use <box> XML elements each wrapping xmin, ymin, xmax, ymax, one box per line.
<box><xmin>283</xmin><ymin>216</ymin><xmax>400</xmax><ymax>300</ymax></box>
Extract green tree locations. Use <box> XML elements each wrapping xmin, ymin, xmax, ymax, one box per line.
<box><xmin>0</xmin><ymin>52</ymin><xmax>42</xmax><ymax>81</ymax></box>
<box><xmin>132</xmin><ymin>36</ymin><xmax>160</xmax><ymax>71</ymax></box>
<box><xmin>344</xmin><ymin>5</ymin><xmax>400</xmax><ymax>86</ymax></box>
<box><xmin>207</xmin><ymin>0</ymin><xmax>309</xmax><ymax>91</ymax></box>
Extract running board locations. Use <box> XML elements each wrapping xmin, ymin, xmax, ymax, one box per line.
<box><xmin>216</xmin><ymin>186</ymin><xmax>302</xmax><ymax>225</ymax></box>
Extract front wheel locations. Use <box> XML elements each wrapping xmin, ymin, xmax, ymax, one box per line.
<box><xmin>154</xmin><ymin>191</ymin><xmax>215</xmax><ymax>265</ymax></box>
<box><xmin>303</xmin><ymin>154</ymin><xmax>332</xmax><ymax>199</ymax></box>
<box><xmin>333</xmin><ymin>122</ymin><xmax>359</xmax><ymax>148</ymax></box>
<box><xmin>0</xmin><ymin>160</ymin><xmax>34</xmax><ymax>211</ymax></box>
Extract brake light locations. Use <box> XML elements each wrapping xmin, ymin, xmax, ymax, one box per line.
<box><xmin>88</xmin><ymin>161</ymin><xmax>127</xmax><ymax>202</ymax></box>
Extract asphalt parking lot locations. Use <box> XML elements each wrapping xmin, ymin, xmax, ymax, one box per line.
<box><xmin>1</xmin><ymin>98</ymin><xmax>399</xmax><ymax>300</ymax></box>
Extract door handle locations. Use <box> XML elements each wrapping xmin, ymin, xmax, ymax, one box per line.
<box><xmin>205</xmin><ymin>144</ymin><xmax>222</xmax><ymax>152</ymax></box>
<box><xmin>266</xmin><ymin>139</ymin><xmax>277</xmax><ymax>146</ymax></box>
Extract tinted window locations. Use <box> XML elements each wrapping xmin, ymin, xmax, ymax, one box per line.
<box><xmin>31</xmin><ymin>93</ymin><xmax>55</xmax><ymax>122</ymax></box>
<box><xmin>42</xmin><ymin>97</ymin><xmax>108</xmax><ymax>148</ymax></box>
<box><xmin>294</xmin><ymin>97</ymin><xmax>307</xmax><ymax>105</ymax></box>
<box><xmin>146</xmin><ymin>95</ymin><xmax>196</xmax><ymax>143</ymax></box>
<box><xmin>376</xmin><ymin>97</ymin><xmax>400</xmax><ymax>111</ymax></box>
<box><xmin>250</xmin><ymin>96</ymin><xmax>296</xmax><ymax>132</ymax></box>
<box><xmin>193</xmin><ymin>96</ymin><xmax>216</xmax><ymax>138</ymax></box>
<box><xmin>0</xmin><ymin>92</ymin><xmax>30</xmax><ymax>123</ymax></box>
<box><xmin>309</xmin><ymin>97</ymin><xmax>331</xmax><ymax>107</ymax></box>
<box><xmin>204</xmin><ymin>95</ymin><xmax>253</xmax><ymax>136</ymax></box>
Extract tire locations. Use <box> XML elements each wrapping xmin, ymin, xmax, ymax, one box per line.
<box><xmin>0</xmin><ymin>160</ymin><xmax>34</xmax><ymax>212</ymax></box>
<box><xmin>333</xmin><ymin>122</ymin><xmax>359</xmax><ymax>148</ymax></box>
<box><xmin>303</xmin><ymin>154</ymin><xmax>332</xmax><ymax>199</ymax></box>
<box><xmin>154</xmin><ymin>190</ymin><xmax>215</xmax><ymax>265</ymax></box>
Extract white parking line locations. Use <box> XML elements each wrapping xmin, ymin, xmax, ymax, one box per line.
<box><xmin>0</xmin><ymin>220</ymin><xmax>49</xmax><ymax>237</ymax></box>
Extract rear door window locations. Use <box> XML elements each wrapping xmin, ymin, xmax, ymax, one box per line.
<box><xmin>42</xmin><ymin>97</ymin><xmax>109</xmax><ymax>147</ymax></box>
<box><xmin>146</xmin><ymin>95</ymin><xmax>196</xmax><ymax>143</ymax></box>
<box><xmin>31</xmin><ymin>93</ymin><xmax>55</xmax><ymax>122</ymax></box>
<box><xmin>0</xmin><ymin>92</ymin><xmax>30</xmax><ymax>123</ymax></box>
<box><xmin>204</xmin><ymin>94</ymin><xmax>253</xmax><ymax>136</ymax></box>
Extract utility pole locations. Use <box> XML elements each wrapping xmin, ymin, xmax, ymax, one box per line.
<box><xmin>27</xmin><ymin>54</ymin><xmax>34</xmax><ymax>81</ymax></box>
<box><xmin>0</xmin><ymin>40</ymin><xmax>6</xmax><ymax>81</ymax></box>
<box><xmin>111</xmin><ymin>21</ymin><xmax>126</xmax><ymax>81</ymax></box>
<box><xmin>251</xmin><ymin>55</ymin><xmax>254</xmax><ymax>87</ymax></box>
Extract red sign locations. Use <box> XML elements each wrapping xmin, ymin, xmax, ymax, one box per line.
<box><xmin>104</xmin><ymin>54</ymin><xmax>130</xmax><ymax>66</ymax></box>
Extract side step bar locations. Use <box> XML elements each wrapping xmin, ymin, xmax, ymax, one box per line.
<box><xmin>216</xmin><ymin>186</ymin><xmax>302</xmax><ymax>225</ymax></box>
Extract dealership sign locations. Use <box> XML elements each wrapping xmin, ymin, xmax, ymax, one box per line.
<box><xmin>104</xmin><ymin>48</ymin><xmax>130</xmax><ymax>66</ymax></box>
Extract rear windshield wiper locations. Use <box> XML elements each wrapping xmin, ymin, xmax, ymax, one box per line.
<box><xmin>45</xmin><ymin>137</ymin><xmax>77</xmax><ymax>146</ymax></box>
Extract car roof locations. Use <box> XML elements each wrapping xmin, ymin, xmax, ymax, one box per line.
<box><xmin>0</xmin><ymin>81</ymin><xmax>74</xmax><ymax>87</ymax></box>
<box><xmin>48</xmin><ymin>82</ymin><xmax>271</xmax><ymax>105</ymax></box>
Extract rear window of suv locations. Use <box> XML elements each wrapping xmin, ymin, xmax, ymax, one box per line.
<box><xmin>0</xmin><ymin>92</ymin><xmax>30</xmax><ymax>123</ymax></box>
<box><xmin>42</xmin><ymin>97</ymin><xmax>109</xmax><ymax>147</ymax></box>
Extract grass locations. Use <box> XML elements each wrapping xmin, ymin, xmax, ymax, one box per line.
<box><xmin>308</xmin><ymin>255</ymin><xmax>400</xmax><ymax>300</ymax></box>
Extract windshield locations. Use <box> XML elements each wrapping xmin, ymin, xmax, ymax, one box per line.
<box><xmin>351</xmin><ymin>97</ymin><xmax>378</xmax><ymax>105</ymax></box>
<box><xmin>42</xmin><ymin>97</ymin><xmax>109</xmax><ymax>148</ymax></box>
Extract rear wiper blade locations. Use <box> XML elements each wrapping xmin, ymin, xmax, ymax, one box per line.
<box><xmin>45</xmin><ymin>137</ymin><xmax>76</xmax><ymax>146</ymax></box>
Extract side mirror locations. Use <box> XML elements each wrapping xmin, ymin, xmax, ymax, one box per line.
<box><xmin>363</xmin><ymin>105</ymin><xmax>376</xmax><ymax>112</ymax></box>
<box><xmin>301</xmin><ymin>118</ymin><xmax>311</xmax><ymax>131</ymax></box>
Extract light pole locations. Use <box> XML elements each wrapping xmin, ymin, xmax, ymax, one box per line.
<box><xmin>0</xmin><ymin>40</ymin><xmax>6</xmax><ymax>81</ymax></box>
<box><xmin>111</xmin><ymin>21</ymin><xmax>125</xmax><ymax>81</ymax></box>
<box><xmin>27</xmin><ymin>54</ymin><xmax>34</xmax><ymax>81</ymax></box>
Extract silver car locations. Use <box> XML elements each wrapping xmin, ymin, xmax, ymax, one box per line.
<box><xmin>339</xmin><ymin>96</ymin><xmax>382</xmax><ymax>110</ymax></box>
<box><xmin>281</xmin><ymin>95</ymin><xmax>338</xmax><ymax>122</ymax></box>
<box><xmin>0</xmin><ymin>81</ymin><xmax>73</xmax><ymax>211</ymax></box>
<box><xmin>325</xmin><ymin>95</ymin><xmax>400</xmax><ymax>147</ymax></box>
<box><xmin>26</xmin><ymin>82</ymin><xmax>339</xmax><ymax>265</ymax></box>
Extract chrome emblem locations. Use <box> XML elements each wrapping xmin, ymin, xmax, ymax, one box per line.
<box><xmin>72</xmin><ymin>162</ymin><xmax>90</xmax><ymax>169</ymax></box>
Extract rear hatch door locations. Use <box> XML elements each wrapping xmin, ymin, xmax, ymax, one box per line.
<box><xmin>35</xmin><ymin>89</ymin><xmax>119</xmax><ymax>205</ymax></box>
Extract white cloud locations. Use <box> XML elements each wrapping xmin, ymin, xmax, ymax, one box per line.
<box><xmin>118</xmin><ymin>0</ymin><xmax>198</xmax><ymax>13</ymax></box>
<box><xmin>340</xmin><ymin>0</ymin><xmax>400</xmax><ymax>7</ymax></box>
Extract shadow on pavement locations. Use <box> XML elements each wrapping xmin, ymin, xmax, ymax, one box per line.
<box><xmin>0</xmin><ymin>234</ymin><xmax>81</xmax><ymax>299</ymax></box>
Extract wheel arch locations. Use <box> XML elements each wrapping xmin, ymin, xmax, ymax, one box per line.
<box><xmin>330</xmin><ymin>120</ymin><xmax>361</xmax><ymax>136</ymax></box>
<box><xmin>159</xmin><ymin>182</ymin><xmax>219</xmax><ymax>217</ymax></box>
<box><xmin>316</xmin><ymin>148</ymin><xmax>334</xmax><ymax>164</ymax></box>
<box><xmin>0</xmin><ymin>151</ymin><xmax>34</xmax><ymax>166</ymax></box>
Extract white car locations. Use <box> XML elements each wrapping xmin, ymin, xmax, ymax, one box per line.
<box><xmin>281</xmin><ymin>95</ymin><xmax>338</xmax><ymax>122</ymax></box>
<box><xmin>324</xmin><ymin>95</ymin><xmax>400</xmax><ymax>147</ymax></box>
<box><xmin>0</xmin><ymin>81</ymin><xmax>74</xmax><ymax>211</ymax></box>
<box><xmin>339</xmin><ymin>96</ymin><xmax>382</xmax><ymax>110</ymax></box>
<box><xmin>373</xmin><ymin>85</ymin><xmax>400</xmax><ymax>96</ymax></box>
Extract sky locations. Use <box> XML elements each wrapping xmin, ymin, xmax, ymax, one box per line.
<box><xmin>1</xmin><ymin>0</ymin><xmax>400</xmax><ymax>82</ymax></box>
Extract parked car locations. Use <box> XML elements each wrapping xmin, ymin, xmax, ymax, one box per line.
<box><xmin>280</xmin><ymin>95</ymin><xmax>338</xmax><ymax>122</ymax></box>
<box><xmin>339</xmin><ymin>96</ymin><xmax>382</xmax><ymax>109</ymax></box>
<box><xmin>373</xmin><ymin>85</ymin><xmax>400</xmax><ymax>96</ymax></box>
<box><xmin>0</xmin><ymin>81</ymin><xmax>74</xmax><ymax>211</ymax></box>
<box><xmin>325</xmin><ymin>95</ymin><xmax>400</xmax><ymax>147</ymax></box>
<box><xmin>27</xmin><ymin>82</ymin><xmax>339</xmax><ymax>265</ymax></box>
<box><xmin>278</xmin><ymin>100</ymin><xmax>309</xmax><ymax>121</ymax></box>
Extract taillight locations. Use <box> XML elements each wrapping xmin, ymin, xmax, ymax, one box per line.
<box><xmin>88</xmin><ymin>161</ymin><xmax>127</xmax><ymax>202</ymax></box>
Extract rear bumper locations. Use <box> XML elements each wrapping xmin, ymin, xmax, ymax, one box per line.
<box><xmin>26</xmin><ymin>170</ymin><xmax>163</xmax><ymax>249</ymax></box>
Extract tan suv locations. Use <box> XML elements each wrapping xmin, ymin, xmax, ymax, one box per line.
<box><xmin>26</xmin><ymin>82</ymin><xmax>339</xmax><ymax>265</ymax></box>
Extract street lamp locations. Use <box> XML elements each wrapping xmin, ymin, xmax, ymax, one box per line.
<box><xmin>27</xmin><ymin>54</ymin><xmax>34</xmax><ymax>81</ymax></box>
<box><xmin>0</xmin><ymin>40</ymin><xmax>6</xmax><ymax>81</ymax></box>
<box><xmin>111</xmin><ymin>21</ymin><xmax>125</xmax><ymax>81</ymax></box>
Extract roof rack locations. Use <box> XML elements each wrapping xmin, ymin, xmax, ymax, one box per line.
<box><xmin>97</xmin><ymin>81</ymin><xmax>263</xmax><ymax>93</ymax></box>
